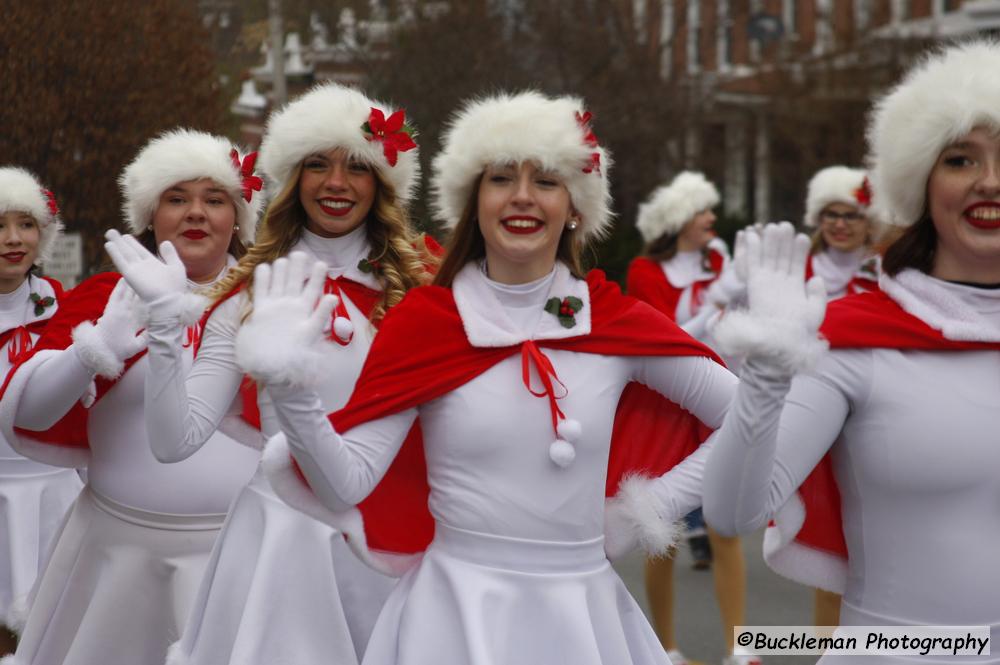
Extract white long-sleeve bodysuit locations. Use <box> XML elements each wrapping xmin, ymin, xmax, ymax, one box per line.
<box><xmin>3</xmin><ymin>267</ymin><xmax>259</xmax><ymax>665</ymax></box>
<box><xmin>703</xmin><ymin>272</ymin><xmax>1000</xmax><ymax>664</ymax></box>
<box><xmin>268</xmin><ymin>261</ymin><xmax>738</xmax><ymax>665</ymax></box>
<box><xmin>144</xmin><ymin>225</ymin><xmax>395</xmax><ymax>665</ymax></box>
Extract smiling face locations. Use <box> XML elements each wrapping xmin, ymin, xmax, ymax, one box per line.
<box><xmin>0</xmin><ymin>211</ymin><xmax>40</xmax><ymax>293</ymax></box>
<box><xmin>476</xmin><ymin>161</ymin><xmax>574</xmax><ymax>284</ymax></box>
<box><xmin>298</xmin><ymin>148</ymin><xmax>377</xmax><ymax>238</ymax></box>
<box><xmin>927</xmin><ymin>126</ymin><xmax>1000</xmax><ymax>282</ymax></box>
<box><xmin>819</xmin><ymin>202</ymin><xmax>870</xmax><ymax>252</ymax></box>
<box><xmin>151</xmin><ymin>178</ymin><xmax>237</xmax><ymax>283</ymax></box>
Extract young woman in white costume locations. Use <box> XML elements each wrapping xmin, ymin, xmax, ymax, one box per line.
<box><xmin>0</xmin><ymin>130</ymin><xmax>262</xmax><ymax>665</ymax></box>
<box><xmin>803</xmin><ymin>166</ymin><xmax>880</xmax><ymax>301</ymax></box>
<box><xmin>0</xmin><ymin>169</ymin><xmax>81</xmax><ymax>653</ymax></box>
<box><xmin>243</xmin><ymin>91</ymin><xmax>742</xmax><ymax>665</ymax></box>
<box><xmin>703</xmin><ymin>41</ymin><xmax>1000</xmax><ymax>664</ymax></box>
<box><xmin>628</xmin><ymin>172</ymin><xmax>757</xmax><ymax>665</ymax></box>
<box><xmin>106</xmin><ymin>83</ymin><xmax>437</xmax><ymax>665</ymax></box>
<box><xmin>795</xmin><ymin>165</ymin><xmax>880</xmax><ymax>627</ymax></box>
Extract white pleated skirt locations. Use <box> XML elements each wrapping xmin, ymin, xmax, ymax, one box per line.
<box><xmin>362</xmin><ymin>522</ymin><xmax>672</xmax><ymax>665</ymax></box>
<box><xmin>167</xmin><ymin>467</ymin><xmax>395</xmax><ymax>665</ymax></box>
<box><xmin>0</xmin><ymin>460</ymin><xmax>82</xmax><ymax>631</ymax></box>
<box><xmin>3</xmin><ymin>487</ymin><xmax>222</xmax><ymax>665</ymax></box>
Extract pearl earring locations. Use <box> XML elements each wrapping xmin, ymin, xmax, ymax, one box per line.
<box><xmin>567</xmin><ymin>219</ymin><xmax>579</xmax><ymax>231</ymax></box>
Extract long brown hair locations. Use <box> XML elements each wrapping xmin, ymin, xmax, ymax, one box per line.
<box><xmin>433</xmin><ymin>174</ymin><xmax>585</xmax><ymax>288</ymax></box>
<box><xmin>881</xmin><ymin>214</ymin><xmax>936</xmax><ymax>276</ymax></box>
<box><xmin>209</xmin><ymin>163</ymin><xmax>435</xmax><ymax>321</ymax></box>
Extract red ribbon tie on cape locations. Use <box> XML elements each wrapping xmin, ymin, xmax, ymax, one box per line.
<box><xmin>5</xmin><ymin>326</ymin><xmax>34</xmax><ymax>363</ymax></box>
<box><xmin>519</xmin><ymin>340</ymin><xmax>581</xmax><ymax>468</ymax></box>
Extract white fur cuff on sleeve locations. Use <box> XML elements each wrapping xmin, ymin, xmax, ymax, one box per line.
<box><xmin>604</xmin><ymin>474</ymin><xmax>683</xmax><ymax>560</ymax></box>
<box><xmin>71</xmin><ymin>322</ymin><xmax>125</xmax><ymax>379</ymax></box>
<box><xmin>712</xmin><ymin>310</ymin><xmax>828</xmax><ymax>373</ymax></box>
<box><xmin>234</xmin><ymin>322</ymin><xmax>333</xmax><ymax>389</ymax></box>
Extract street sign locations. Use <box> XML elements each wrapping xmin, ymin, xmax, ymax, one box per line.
<box><xmin>44</xmin><ymin>232</ymin><xmax>84</xmax><ymax>288</ymax></box>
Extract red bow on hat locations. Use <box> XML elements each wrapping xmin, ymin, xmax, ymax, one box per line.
<box><xmin>42</xmin><ymin>189</ymin><xmax>59</xmax><ymax>216</ymax></box>
<box><xmin>853</xmin><ymin>177</ymin><xmax>872</xmax><ymax>207</ymax></box>
<box><xmin>363</xmin><ymin>108</ymin><xmax>417</xmax><ymax>167</ymax></box>
<box><xmin>230</xmin><ymin>149</ymin><xmax>264</xmax><ymax>203</ymax></box>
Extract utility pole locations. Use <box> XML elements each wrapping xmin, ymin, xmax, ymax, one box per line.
<box><xmin>269</xmin><ymin>0</ymin><xmax>287</xmax><ymax>107</ymax></box>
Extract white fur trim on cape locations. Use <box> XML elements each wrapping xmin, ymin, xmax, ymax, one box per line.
<box><xmin>636</xmin><ymin>171</ymin><xmax>720</xmax><ymax>243</ymax></box>
<box><xmin>0</xmin><ymin>350</ymin><xmax>90</xmax><ymax>469</ymax></box>
<box><xmin>0</xmin><ymin>275</ymin><xmax>61</xmax><ymax>334</ymax></box>
<box><xmin>762</xmin><ymin>493</ymin><xmax>847</xmax><ymax>594</ymax></box>
<box><xmin>0</xmin><ymin>167</ymin><xmax>64</xmax><ymax>265</ymax></box>
<box><xmin>713</xmin><ymin>310</ymin><xmax>829</xmax><ymax>373</ymax></box>
<box><xmin>431</xmin><ymin>90</ymin><xmax>613</xmax><ymax>241</ymax></box>
<box><xmin>803</xmin><ymin>166</ymin><xmax>868</xmax><ymax>229</ymax></box>
<box><xmin>119</xmin><ymin>129</ymin><xmax>262</xmax><ymax>244</ymax></box>
<box><xmin>261</xmin><ymin>433</ymin><xmax>418</xmax><ymax>577</ymax></box>
<box><xmin>259</xmin><ymin>82</ymin><xmax>420</xmax><ymax>203</ymax></box>
<box><xmin>452</xmin><ymin>261</ymin><xmax>591</xmax><ymax>347</ymax></box>
<box><xmin>868</xmin><ymin>40</ymin><xmax>1000</xmax><ymax>227</ymax></box>
<box><xmin>880</xmin><ymin>269</ymin><xmax>1000</xmax><ymax>342</ymax></box>
<box><xmin>603</xmin><ymin>474</ymin><xmax>683</xmax><ymax>560</ymax></box>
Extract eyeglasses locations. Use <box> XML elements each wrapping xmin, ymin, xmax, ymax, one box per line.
<box><xmin>820</xmin><ymin>210</ymin><xmax>866</xmax><ymax>224</ymax></box>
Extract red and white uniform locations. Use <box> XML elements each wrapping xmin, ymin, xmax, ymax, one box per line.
<box><xmin>704</xmin><ymin>269</ymin><xmax>1000</xmax><ymax>663</ymax></box>
<box><xmin>152</xmin><ymin>226</ymin><xmax>402</xmax><ymax>665</ymax></box>
<box><xmin>626</xmin><ymin>243</ymin><xmax>727</xmax><ymax>343</ymax></box>
<box><xmin>266</xmin><ymin>262</ymin><xmax>737</xmax><ymax>665</ymax></box>
<box><xmin>805</xmin><ymin>248</ymin><xmax>880</xmax><ymax>301</ymax></box>
<box><xmin>0</xmin><ymin>274</ymin><xmax>81</xmax><ymax>631</ymax></box>
<box><xmin>0</xmin><ymin>265</ymin><xmax>258</xmax><ymax>665</ymax></box>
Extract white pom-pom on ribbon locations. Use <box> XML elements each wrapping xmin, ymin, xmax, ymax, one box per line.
<box><xmin>549</xmin><ymin>439</ymin><xmax>576</xmax><ymax>467</ymax></box>
<box><xmin>333</xmin><ymin>316</ymin><xmax>354</xmax><ymax>342</ymax></box>
<box><xmin>557</xmin><ymin>418</ymin><xmax>581</xmax><ymax>443</ymax></box>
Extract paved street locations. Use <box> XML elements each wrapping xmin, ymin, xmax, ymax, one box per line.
<box><xmin>614</xmin><ymin>529</ymin><xmax>818</xmax><ymax>665</ymax></box>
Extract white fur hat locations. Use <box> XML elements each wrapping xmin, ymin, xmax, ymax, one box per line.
<box><xmin>803</xmin><ymin>166</ymin><xmax>870</xmax><ymax>228</ymax></box>
<box><xmin>636</xmin><ymin>171</ymin><xmax>719</xmax><ymax>243</ymax></box>
<box><xmin>0</xmin><ymin>167</ymin><xmax>64</xmax><ymax>265</ymax></box>
<box><xmin>868</xmin><ymin>40</ymin><xmax>1000</xmax><ymax>227</ymax></box>
<box><xmin>431</xmin><ymin>90</ymin><xmax>613</xmax><ymax>240</ymax></box>
<box><xmin>259</xmin><ymin>82</ymin><xmax>420</xmax><ymax>202</ymax></box>
<box><xmin>119</xmin><ymin>129</ymin><xmax>263</xmax><ymax>244</ymax></box>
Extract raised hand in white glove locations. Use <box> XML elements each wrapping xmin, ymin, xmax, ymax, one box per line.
<box><xmin>713</xmin><ymin>222</ymin><xmax>828</xmax><ymax>373</ymax></box>
<box><xmin>234</xmin><ymin>251</ymin><xmax>339</xmax><ymax>388</ymax></box>
<box><xmin>71</xmin><ymin>280</ymin><xmax>149</xmax><ymax>379</ymax></box>
<box><xmin>104</xmin><ymin>229</ymin><xmax>206</xmax><ymax>324</ymax></box>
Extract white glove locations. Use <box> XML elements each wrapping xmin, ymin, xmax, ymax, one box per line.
<box><xmin>234</xmin><ymin>251</ymin><xmax>339</xmax><ymax>388</ymax></box>
<box><xmin>71</xmin><ymin>280</ymin><xmax>149</xmax><ymax>379</ymax></box>
<box><xmin>713</xmin><ymin>222</ymin><xmax>828</xmax><ymax>373</ymax></box>
<box><xmin>104</xmin><ymin>230</ymin><xmax>205</xmax><ymax>323</ymax></box>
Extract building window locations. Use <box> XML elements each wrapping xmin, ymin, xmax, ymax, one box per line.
<box><xmin>718</xmin><ymin>0</ymin><xmax>731</xmax><ymax>71</ymax></box>
<box><xmin>688</xmin><ymin>0</ymin><xmax>701</xmax><ymax>73</ymax></box>
<box><xmin>660</xmin><ymin>0</ymin><xmax>673</xmax><ymax>78</ymax></box>
<box><xmin>783</xmin><ymin>0</ymin><xmax>798</xmax><ymax>35</ymax></box>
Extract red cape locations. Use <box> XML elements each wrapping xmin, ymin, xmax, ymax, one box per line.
<box><xmin>790</xmin><ymin>289</ymin><xmax>1000</xmax><ymax>564</ymax></box>
<box><xmin>805</xmin><ymin>254</ymin><xmax>879</xmax><ymax>297</ymax></box>
<box><xmin>323</xmin><ymin>270</ymin><xmax>723</xmax><ymax>555</ymax></box>
<box><xmin>625</xmin><ymin>252</ymin><xmax>724</xmax><ymax>320</ymax></box>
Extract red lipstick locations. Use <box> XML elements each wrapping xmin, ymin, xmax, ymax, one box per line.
<box><xmin>964</xmin><ymin>202</ymin><xmax>1000</xmax><ymax>230</ymax></box>
<box><xmin>319</xmin><ymin>198</ymin><xmax>354</xmax><ymax>217</ymax></box>
<box><xmin>501</xmin><ymin>216</ymin><xmax>544</xmax><ymax>235</ymax></box>
<box><xmin>182</xmin><ymin>230</ymin><xmax>208</xmax><ymax>240</ymax></box>
<box><xmin>1</xmin><ymin>252</ymin><xmax>26</xmax><ymax>263</ymax></box>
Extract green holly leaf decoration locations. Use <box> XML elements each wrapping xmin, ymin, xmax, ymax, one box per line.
<box><xmin>30</xmin><ymin>293</ymin><xmax>55</xmax><ymax>316</ymax></box>
<box><xmin>565</xmin><ymin>296</ymin><xmax>584</xmax><ymax>312</ymax></box>
<box><xmin>361</xmin><ymin>121</ymin><xmax>373</xmax><ymax>134</ymax></box>
<box><xmin>545</xmin><ymin>296</ymin><xmax>581</xmax><ymax>328</ymax></box>
<box><xmin>557</xmin><ymin>314</ymin><xmax>575</xmax><ymax>329</ymax></box>
<box><xmin>358</xmin><ymin>257</ymin><xmax>380</xmax><ymax>274</ymax></box>
<box><xmin>544</xmin><ymin>297</ymin><xmax>561</xmax><ymax>315</ymax></box>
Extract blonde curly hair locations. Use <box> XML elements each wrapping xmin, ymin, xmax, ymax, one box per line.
<box><xmin>209</xmin><ymin>163</ymin><xmax>436</xmax><ymax>322</ymax></box>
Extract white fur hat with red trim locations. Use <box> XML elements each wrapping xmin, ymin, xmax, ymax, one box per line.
<box><xmin>803</xmin><ymin>166</ymin><xmax>871</xmax><ymax>229</ymax></box>
<box><xmin>431</xmin><ymin>90</ymin><xmax>613</xmax><ymax>240</ymax></box>
<box><xmin>0</xmin><ymin>167</ymin><xmax>64</xmax><ymax>265</ymax></box>
<box><xmin>119</xmin><ymin>129</ymin><xmax>263</xmax><ymax>245</ymax></box>
<box><xmin>868</xmin><ymin>40</ymin><xmax>1000</xmax><ymax>227</ymax></box>
<box><xmin>636</xmin><ymin>171</ymin><xmax>719</xmax><ymax>243</ymax></box>
<box><xmin>259</xmin><ymin>82</ymin><xmax>420</xmax><ymax>202</ymax></box>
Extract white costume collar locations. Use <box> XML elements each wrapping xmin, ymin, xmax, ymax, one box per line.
<box><xmin>0</xmin><ymin>274</ymin><xmax>58</xmax><ymax>335</ymax></box>
<box><xmin>662</xmin><ymin>250</ymin><xmax>715</xmax><ymax>289</ymax></box>
<box><xmin>295</xmin><ymin>226</ymin><xmax>381</xmax><ymax>291</ymax></box>
<box><xmin>452</xmin><ymin>261</ymin><xmax>591</xmax><ymax>347</ymax></box>
<box><xmin>880</xmin><ymin>269</ymin><xmax>1000</xmax><ymax>343</ymax></box>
